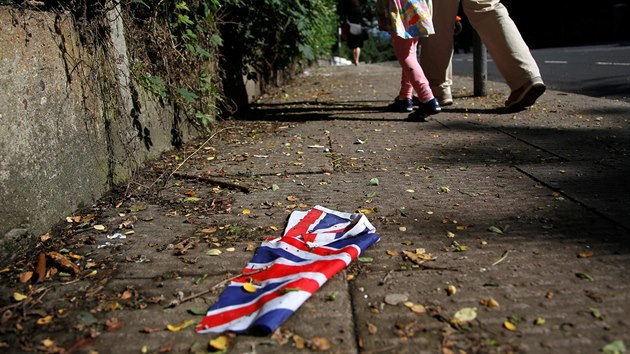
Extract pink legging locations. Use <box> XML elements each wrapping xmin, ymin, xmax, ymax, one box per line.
<box><xmin>392</xmin><ymin>36</ymin><xmax>433</xmax><ymax>102</ymax></box>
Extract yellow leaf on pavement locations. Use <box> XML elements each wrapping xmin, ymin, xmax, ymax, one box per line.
<box><xmin>37</xmin><ymin>315</ymin><xmax>53</xmax><ymax>325</ymax></box>
<box><xmin>209</xmin><ymin>335</ymin><xmax>229</xmax><ymax>351</ymax></box>
<box><xmin>41</xmin><ymin>338</ymin><xmax>55</xmax><ymax>347</ymax></box>
<box><xmin>13</xmin><ymin>292</ymin><xmax>28</xmax><ymax>302</ymax></box>
<box><xmin>503</xmin><ymin>321</ymin><xmax>517</xmax><ymax>331</ymax></box>
<box><xmin>166</xmin><ymin>319</ymin><xmax>196</xmax><ymax>332</ymax></box>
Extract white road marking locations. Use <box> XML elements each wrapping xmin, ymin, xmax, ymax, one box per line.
<box><xmin>544</xmin><ymin>60</ymin><xmax>568</xmax><ymax>64</ymax></box>
<box><xmin>596</xmin><ymin>62</ymin><xmax>630</xmax><ymax>66</ymax></box>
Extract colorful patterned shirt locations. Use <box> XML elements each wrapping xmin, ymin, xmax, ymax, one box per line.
<box><xmin>376</xmin><ymin>0</ymin><xmax>434</xmax><ymax>39</ymax></box>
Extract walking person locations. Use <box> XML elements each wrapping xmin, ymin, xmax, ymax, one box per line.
<box><xmin>377</xmin><ymin>0</ymin><xmax>441</xmax><ymax>119</ymax></box>
<box><xmin>339</xmin><ymin>0</ymin><xmax>366</xmax><ymax>65</ymax></box>
<box><xmin>419</xmin><ymin>0</ymin><xmax>545</xmax><ymax>110</ymax></box>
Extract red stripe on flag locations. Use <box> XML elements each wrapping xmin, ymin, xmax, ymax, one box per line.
<box><xmin>238</xmin><ymin>245</ymin><xmax>361</xmax><ymax>281</ymax></box>
<box><xmin>283</xmin><ymin>208</ymin><xmax>324</xmax><ymax>238</ymax></box>
<box><xmin>242</xmin><ymin>256</ymin><xmax>356</xmax><ymax>283</ymax></box>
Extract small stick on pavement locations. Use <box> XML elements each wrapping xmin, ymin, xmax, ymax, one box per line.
<box><xmin>166</xmin><ymin>267</ymin><xmax>268</xmax><ymax>308</ymax></box>
<box><xmin>492</xmin><ymin>250</ymin><xmax>510</xmax><ymax>266</ymax></box>
<box><xmin>147</xmin><ymin>126</ymin><xmax>236</xmax><ymax>191</ymax></box>
<box><xmin>172</xmin><ymin>172</ymin><xmax>251</xmax><ymax>193</ymax></box>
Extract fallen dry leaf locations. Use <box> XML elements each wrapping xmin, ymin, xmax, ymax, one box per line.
<box><xmin>142</xmin><ymin>327</ymin><xmax>162</xmax><ymax>333</ymax></box>
<box><xmin>292</xmin><ymin>335</ymin><xmax>305</xmax><ymax>349</ymax></box>
<box><xmin>307</xmin><ymin>337</ymin><xmax>332</xmax><ymax>351</ymax></box>
<box><xmin>404</xmin><ymin>302</ymin><xmax>427</xmax><ymax>314</ymax></box>
<box><xmin>105</xmin><ymin>317</ymin><xmax>123</xmax><ymax>332</ymax></box>
<box><xmin>36</xmin><ymin>253</ymin><xmax>46</xmax><ymax>282</ymax></box>
<box><xmin>209</xmin><ymin>335</ymin><xmax>229</xmax><ymax>351</ymax></box>
<box><xmin>243</xmin><ymin>283</ymin><xmax>257</xmax><ymax>293</ymax></box>
<box><xmin>452</xmin><ymin>307</ymin><xmax>477</xmax><ymax>323</ymax></box>
<box><xmin>18</xmin><ymin>271</ymin><xmax>33</xmax><ymax>283</ymax></box>
<box><xmin>166</xmin><ymin>319</ymin><xmax>196</xmax><ymax>332</ymax></box>
<box><xmin>46</xmin><ymin>251</ymin><xmax>80</xmax><ymax>276</ymax></box>
<box><xmin>120</xmin><ymin>290</ymin><xmax>135</xmax><ymax>300</ymax></box>
<box><xmin>13</xmin><ymin>292</ymin><xmax>27</xmax><ymax>302</ymax></box>
<box><xmin>36</xmin><ymin>315</ymin><xmax>53</xmax><ymax>325</ymax></box>
<box><xmin>578</xmin><ymin>251</ymin><xmax>594</xmax><ymax>258</ymax></box>
<box><xmin>446</xmin><ymin>285</ymin><xmax>457</xmax><ymax>296</ymax></box>
<box><xmin>503</xmin><ymin>321</ymin><xmax>517</xmax><ymax>331</ymax></box>
<box><xmin>402</xmin><ymin>249</ymin><xmax>434</xmax><ymax>264</ymax></box>
<box><xmin>479</xmin><ymin>298</ymin><xmax>500</xmax><ymax>308</ymax></box>
<box><xmin>367</xmin><ymin>322</ymin><xmax>378</xmax><ymax>335</ymax></box>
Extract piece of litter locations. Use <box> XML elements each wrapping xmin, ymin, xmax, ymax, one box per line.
<box><xmin>107</xmin><ymin>233</ymin><xmax>126</xmax><ymax>240</ymax></box>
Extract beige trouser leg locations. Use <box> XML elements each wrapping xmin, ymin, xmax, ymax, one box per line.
<box><xmin>420</xmin><ymin>0</ymin><xmax>459</xmax><ymax>100</ymax></box>
<box><xmin>421</xmin><ymin>0</ymin><xmax>542</xmax><ymax>95</ymax></box>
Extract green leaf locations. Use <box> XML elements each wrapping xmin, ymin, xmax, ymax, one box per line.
<box><xmin>209</xmin><ymin>34</ymin><xmax>223</xmax><ymax>47</ymax></box>
<box><xmin>194</xmin><ymin>45</ymin><xmax>211</xmax><ymax>59</ymax></box>
<box><xmin>576</xmin><ymin>272</ymin><xmax>594</xmax><ymax>281</ymax></box>
<box><xmin>453</xmin><ymin>307</ymin><xmax>477</xmax><ymax>322</ymax></box>
<box><xmin>182</xmin><ymin>196</ymin><xmax>201</xmax><ymax>202</ymax></box>
<box><xmin>188</xmin><ymin>307</ymin><xmax>207</xmax><ymax>316</ymax></box>
<box><xmin>358</xmin><ymin>257</ymin><xmax>374</xmax><ymax>263</ymax></box>
<box><xmin>177</xmin><ymin>14</ymin><xmax>194</xmax><ymax>26</ymax></box>
<box><xmin>271</xmin><ymin>184</ymin><xmax>280</xmax><ymax>191</ymax></box>
<box><xmin>195</xmin><ymin>273</ymin><xmax>208</xmax><ymax>285</ymax></box>
<box><xmin>590</xmin><ymin>307</ymin><xmax>604</xmax><ymax>320</ymax></box>
<box><xmin>176</xmin><ymin>2</ymin><xmax>189</xmax><ymax>11</ymax></box>
<box><xmin>507</xmin><ymin>314</ymin><xmax>524</xmax><ymax>325</ymax></box>
<box><xmin>602</xmin><ymin>340</ymin><xmax>626</xmax><ymax>354</ymax></box>
<box><xmin>175</xmin><ymin>88</ymin><xmax>198</xmax><ymax>103</ymax></box>
<box><xmin>369</xmin><ymin>178</ymin><xmax>379</xmax><ymax>186</ymax></box>
<box><xmin>483</xmin><ymin>280</ymin><xmax>500</xmax><ymax>287</ymax></box>
<box><xmin>451</xmin><ymin>241</ymin><xmax>467</xmax><ymax>252</ymax></box>
<box><xmin>488</xmin><ymin>226</ymin><xmax>504</xmax><ymax>234</ymax></box>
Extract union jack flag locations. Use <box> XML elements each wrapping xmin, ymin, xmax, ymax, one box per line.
<box><xmin>196</xmin><ymin>205</ymin><xmax>380</xmax><ymax>335</ymax></box>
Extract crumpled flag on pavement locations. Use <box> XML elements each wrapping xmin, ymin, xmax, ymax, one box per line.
<box><xmin>196</xmin><ymin>205</ymin><xmax>380</xmax><ymax>335</ymax></box>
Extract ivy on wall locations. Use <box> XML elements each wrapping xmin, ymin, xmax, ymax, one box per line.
<box><xmin>4</xmin><ymin>0</ymin><xmax>338</xmax><ymax>126</ymax></box>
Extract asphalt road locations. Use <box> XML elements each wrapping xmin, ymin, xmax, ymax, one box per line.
<box><xmin>452</xmin><ymin>43</ymin><xmax>630</xmax><ymax>102</ymax></box>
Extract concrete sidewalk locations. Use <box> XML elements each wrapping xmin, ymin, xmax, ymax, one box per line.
<box><xmin>1</xmin><ymin>63</ymin><xmax>629</xmax><ymax>354</ymax></box>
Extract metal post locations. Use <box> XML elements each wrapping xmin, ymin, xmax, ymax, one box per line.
<box><xmin>472</xmin><ymin>30</ymin><xmax>487</xmax><ymax>96</ymax></box>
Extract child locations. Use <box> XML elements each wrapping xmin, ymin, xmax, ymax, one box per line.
<box><xmin>377</xmin><ymin>0</ymin><xmax>440</xmax><ymax>119</ymax></box>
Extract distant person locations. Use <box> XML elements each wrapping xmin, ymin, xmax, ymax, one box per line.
<box><xmin>376</xmin><ymin>0</ymin><xmax>441</xmax><ymax>118</ymax></box>
<box><xmin>339</xmin><ymin>0</ymin><xmax>366</xmax><ymax>65</ymax></box>
<box><xmin>420</xmin><ymin>0</ymin><xmax>545</xmax><ymax>110</ymax></box>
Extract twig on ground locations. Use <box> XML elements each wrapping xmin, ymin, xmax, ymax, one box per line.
<box><xmin>172</xmin><ymin>172</ymin><xmax>251</xmax><ymax>193</ymax></box>
<box><xmin>492</xmin><ymin>250</ymin><xmax>510</xmax><ymax>266</ymax></box>
<box><xmin>147</xmin><ymin>126</ymin><xmax>236</xmax><ymax>191</ymax></box>
<box><xmin>166</xmin><ymin>267</ymin><xmax>268</xmax><ymax>308</ymax></box>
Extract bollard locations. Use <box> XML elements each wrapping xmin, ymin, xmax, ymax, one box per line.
<box><xmin>472</xmin><ymin>30</ymin><xmax>487</xmax><ymax>96</ymax></box>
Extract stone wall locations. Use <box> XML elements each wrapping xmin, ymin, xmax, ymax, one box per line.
<box><xmin>0</xmin><ymin>7</ymin><xmax>198</xmax><ymax>265</ymax></box>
